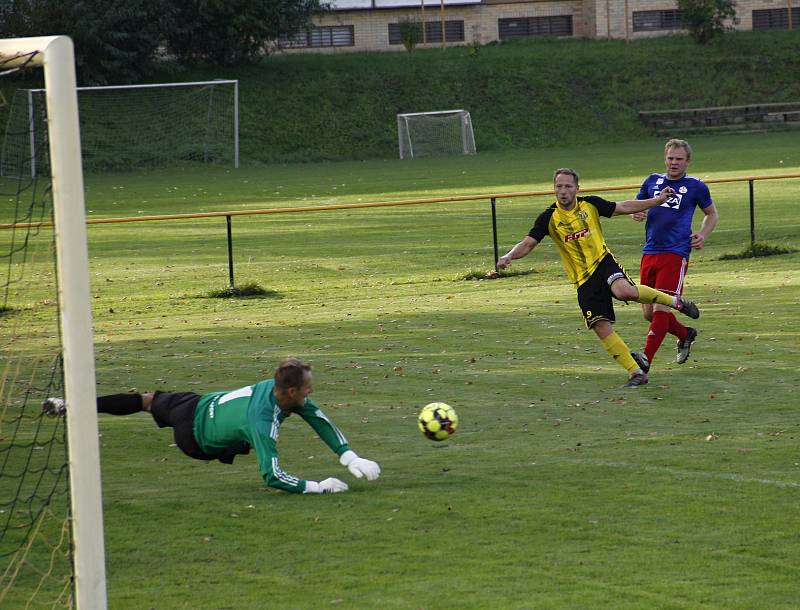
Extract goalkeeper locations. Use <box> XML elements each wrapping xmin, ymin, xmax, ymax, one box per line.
<box><xmin>43</xmin><ymin>358</ymin><xmax>380</xmax><ymax>494</ymax></box>
<box><xmin>496</xmin><ymin>168</ymin><xmax>700</xmax><ymax>388</ymax></box>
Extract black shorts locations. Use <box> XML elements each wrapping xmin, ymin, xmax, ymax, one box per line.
<box><xmin>576</xmin><ymin>254</ymin><xmax>634</xmax><ymax>328</ymax></box>
<box><xmin>150</xmin><ymin>391</ymin><xmax>251</xmax><ymax>464</ymax></box>
<box><xmin>150</xmin><ymin>391</ymin><xmax>216</xmax><ymax>461</ymax></box>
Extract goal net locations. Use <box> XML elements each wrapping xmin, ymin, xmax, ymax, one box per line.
<box><xmin>397</xmin><ymin>109</ymin><xmax>476</xmax><ymax>159</ymax></box>
<box><xmin>2</xmin><ymin>79</ymin><xmax>239</xmax><ymax>175</ymax></box>
<box><xmin>0</xmin><ymin>36</ymin><xmax>106</xmax><ymax>609</ymax></box>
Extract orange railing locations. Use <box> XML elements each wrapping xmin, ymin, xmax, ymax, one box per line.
<box><xmin>3</xmin><ymin>172</ymin><xmax>798</xmax><ymax>285</ymax></box>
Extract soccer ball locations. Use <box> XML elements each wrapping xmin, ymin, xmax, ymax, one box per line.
<box><xmin>418</xmin><ymin>402</ymin><xmax>458</xmax><ymax>441</ymax></box>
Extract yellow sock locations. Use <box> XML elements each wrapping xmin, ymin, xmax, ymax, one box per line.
<box><xmin>636</xmin><ymin>284</ymin><xmax>675</xmax><ymax>307</ymax></box>
<box><xmin>600</xmin><ymin>331</ymin><xmax>639</xmax><ymax>373</ymax></box>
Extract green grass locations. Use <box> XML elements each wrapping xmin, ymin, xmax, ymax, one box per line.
<box><xmin>2</xmin><ymin>132</ymin><xmax>800</xmax><ymax>608</ymax></box>
<box><xmin>2</xmin><ymin>30</ymin><xmax>800</xmax><ymax>164</ymax></box>
<box><xmin>178</xmin><ymin>30</ymin><xmax>800</xmax><ymax>162</ymax></box>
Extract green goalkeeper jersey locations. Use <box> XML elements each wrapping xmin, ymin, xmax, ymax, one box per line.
<box><xmin>192</xmin><ymin>380</ymin><xmax>350</xmax><ymax>493</ymax></box>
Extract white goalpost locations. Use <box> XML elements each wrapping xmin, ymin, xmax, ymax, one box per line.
<box><xmin>0</xmin><ymin>36</ymin><xmax>106</xmax><ymax>609</ymax></box>
<box><xmin>397</xmin><ymin>109</ymin><xmax>476</xmax><ymax>159</ymax></box>
<box><xmin>2</xmin><ymin>78</ymin><xmax>239</xmax><ymax>176</ymax></box>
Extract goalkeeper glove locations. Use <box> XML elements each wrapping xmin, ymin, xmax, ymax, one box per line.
<box><xmin>305</xmin><ymin>477</ymin><xmax>349</xmax><ymax>494</ymax></box>
<box><xmin>339</xmin><ymin>450</ymin><xmax>381</xmax><ymax>481</ymax></box>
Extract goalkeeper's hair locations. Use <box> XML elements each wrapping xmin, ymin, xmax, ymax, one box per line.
<box><xmin>553</xmin><ymin>168</ymin><xmax>580</xmax><ymax>186</ymax></box>
<box><xmin>664</xmin><ymin>138</ymin><xmax>693</xmax><ymax>161</ymax></box>
<box><xmin>275</xmin><ymin>357</ymin><xmax>312</xmax><ymax>391</ymax></box>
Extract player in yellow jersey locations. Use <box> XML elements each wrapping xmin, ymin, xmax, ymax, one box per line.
<box><xmin>497</xmin><ymin>168</ymin><xmax>700</xmax><ymax>387</ymax></box>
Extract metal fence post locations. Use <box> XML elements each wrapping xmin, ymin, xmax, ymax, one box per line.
<box><xmin>490</xmin><ymin>197</ymin><xmax>499</xmax><ymax>269</ymax></box>
<box><xmin>226</xmin><ymin>215</ymin><xmax>234</xmax><ymax>288</ymax></box>
<box><xmin>749</xmin><ymin>180</ymin><xmax>755</xmax><ymax>251</ymax></box>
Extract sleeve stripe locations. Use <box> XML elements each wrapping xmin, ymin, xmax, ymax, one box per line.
<box><xmin>270</xmin><ymin>405</ymin><xmax>282</xmax><ymax>441</ymax></box>
<box><xmin>271</xmin><ymin>457</ymin><xmax>300</xmax><ymax>486</ymax></box>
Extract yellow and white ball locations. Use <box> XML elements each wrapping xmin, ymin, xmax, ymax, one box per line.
<box><xmin>418</xmin><ymin>402</ymin><xmax>458</xmax><ymax>441</ymax></box>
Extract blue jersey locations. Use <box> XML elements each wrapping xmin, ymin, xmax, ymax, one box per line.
<box><xmin>636</xmin><ymin>173</ymin><xmax>713</xmax><ymax>259</ymax></box>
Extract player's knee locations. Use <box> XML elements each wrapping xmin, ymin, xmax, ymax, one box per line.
<box><xmin>591</xmin><ymin>320</ymin><xmax>611</xmax><ymax>338</ymax></box>
<box><xmin>141</xmin><ymin>392</ymin><xmax>155</xmax><ymax>411</ymax></box>
<box><xmin>609</xmin><ymin>277</ymin><xmax>637</xmax><ymax>302</ymax></box>
<box><xmin>614</xmin><ymin>285</ymin><xmax>637</xmax><ymax>301</ymax></box>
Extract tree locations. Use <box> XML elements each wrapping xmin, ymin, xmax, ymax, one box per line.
<box><xmin>0</xmin><ymin>0</ymin><xmax>168</xmax><ymax>85</ymax></box>
<box><xmin>163</xmin><ymin>0</ymin><xmax>328</xmax><ymax>65</ymax></box>
<box><xmin>68</xmin><ymin>0</ymin><xmax>170</xmax><ymax>84</ymax></box>
<box><xmin>397</xmin><ymin>16</ymin><xmax>422</xmax><ymax>53</ymax></box>
<box><xmin>0</xmin><ymin>0</ymin><xmax>328</xmax><ymax>83</ymax></box>
<box><xmin>677</xmin><ymin>0</ymin><xmax>738</xmax><ymax>45</ymax></box>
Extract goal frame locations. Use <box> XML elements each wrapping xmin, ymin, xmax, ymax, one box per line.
<box><xmin>396</xmin><ymin>108</ymin><xmax>476</xmax><ymax>159</ymax></box>
<box><xmin>20</xmin><ymin>79</ymin><xmax>240</xmax><ymax>177</ymax></box>
<box><xmin>0</xmin><ymin>36</ymin><xmax>107</xmax><ymax>609</ymax></box>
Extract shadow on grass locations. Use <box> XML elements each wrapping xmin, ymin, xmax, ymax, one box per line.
<box><xmin>718</xmin><ymin>241</ymin><xmax>797</xmax><ymax>260</ymax></box>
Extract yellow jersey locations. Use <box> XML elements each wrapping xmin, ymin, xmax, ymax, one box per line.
<box><xmin>528</xmin><ymin>195</ymin><xmax>617</xmax><ymax>287</ymax></box>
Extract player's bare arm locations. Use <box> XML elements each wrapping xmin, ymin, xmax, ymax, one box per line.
<box><xmin>613</xmin><ymin>187</ymin><xmax>674</xmax><ymax>216</ymax></box>
<box><xmin>691</xmin><ymin>202</ymin><xmax>719</xmax><ymax>249</ymax></box>
<box><xmin>496</xmin><ymin>236</ymin><xmax>538</xmax><ymax>269</ymax></box>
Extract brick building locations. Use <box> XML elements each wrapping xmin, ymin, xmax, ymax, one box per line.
<box><xmin>281</xmin><ymin>0</ymin><xmax>798</xmax><ymax>53</ymax></box>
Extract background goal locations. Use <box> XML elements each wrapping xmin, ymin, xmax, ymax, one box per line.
<box><xmin>1</xmin><ymin>79</ymin><xmax>239</xmax><ymax>176</ymax></box>
<box><xmin>397</xmin><ymin>109</ymin><xmax>476</xmax><ymax>159</ymax></box>
<box><xmin>0</xmin><ymin>36</ymin><xmax>106</xmax><ymax>609</ymax></box>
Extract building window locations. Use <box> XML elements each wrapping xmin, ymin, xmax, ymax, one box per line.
<box><xmin>498</xmin><ymin>15</ymin><xmax>573</xmax><ymax>40</ymax></box>
<box><xmin>388</xmin><ymin>20</ymin><xmax>465</xmax><ymax>44</ymax></box>
<box><xmin>752</xmin><ymin>8</ymin><xmax>800</xmax><ymax>30</ymax></box>
<box><xmin>632</xmin><ymin>9</ymin><xmax>683</xmax><ymax>32</ymax></box>
<box><xmin>283</xmin><ymin>25</ymin><xmax>355</xmax><ymax>48</ymax></box>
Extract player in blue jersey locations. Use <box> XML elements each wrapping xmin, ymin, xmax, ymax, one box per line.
<box><xmin>498</xmin><ymin>168</ymin><xmax>700</xmax><ymax>388</ymax></box>
<box><xmin>42</xmin><ymin>358</ymin><xmax>380</xmax><ymax>494</ymax></box>
<box><xmin>632</xmin><ymin>139</ymin><xmax>718</xmax><ymax>366</ymax></box>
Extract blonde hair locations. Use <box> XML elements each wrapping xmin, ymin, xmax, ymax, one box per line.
<box><xmin>664</xmin><ymin>138</ymin><xmax>692</xmax><ymax>161</ymax></box>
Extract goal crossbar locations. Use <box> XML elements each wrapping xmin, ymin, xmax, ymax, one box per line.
<box><xmin>27</xmin><ymin>78</ymin><xmax>239</xmax><ymax>93</ymax></box>
<box><xmin>11</xmin><ymin>78</ymin><xmax>240</xmax><ymax>176</ymax></box>
<box><xmin>397</xmin><ymin>108</ymin><xmax>467</xmax><ymax>118</ymax></box>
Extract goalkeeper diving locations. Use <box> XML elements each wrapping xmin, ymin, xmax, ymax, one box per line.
<box><xmin>43</xmin><ymin>358</ymin><xmax>380</xmax><ymax>494</ymax></box>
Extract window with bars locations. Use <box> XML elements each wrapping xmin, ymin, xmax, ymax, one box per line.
<box><xmin>632</xmin><ymin>9</ymin><xmax>684</xmax><ymax>32</ymax></box>
<box><xmin>497</xmin><ymin>15</ymin><xmax>573</xmax><ymax>40</ymax></box>
<box><xmin>283</xmin><ymin>25</ymin><xmax>355</xmax><ymax>48</ymax></box>
<box><xmin>752</xmin><ymin>8</ymin><xmax>800</xmax><ymax>30</ymax></box>
<box><xmin>388</xmin><ymin>20</ymin><xmax>465</xmax><ymax>44</ymax></box>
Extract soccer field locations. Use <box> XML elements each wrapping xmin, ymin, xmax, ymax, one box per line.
<box><xmin>3</xmin><ymin>132</ymin><xmax>800</xmax><ymax>608</ymax></box>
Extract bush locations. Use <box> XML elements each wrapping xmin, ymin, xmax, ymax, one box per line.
<box><xmin>718</xmin><ymin>241</ymin><xmax>797</xmax><ymax>260</ymax></box>
<box><xmin>678</xmin><ymin>0</ymin><xmax>738</xmax><ymax>44</ymax></box>
<box><xmin>397</xmin><ymin>16</ymin><xmax>423</xmax><ymax>52</ymax></box>
<box><xmin>207</xmin><ymin>283</ymin><xmax>278</xmax><ymax>298</ymax></box>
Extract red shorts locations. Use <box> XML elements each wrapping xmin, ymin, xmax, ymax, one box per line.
<box><xmin>639</xmin><ymin>253</ymin><xmax>688</xmax><ymax>296</ymax></box>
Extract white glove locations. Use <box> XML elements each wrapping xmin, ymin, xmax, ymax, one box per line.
<box><xmin>340</xmin><ymin>450</ymin><xmax>381</xmax><ymax>481</ymax></box>
<box><xmin>305</xmin><ymin>477</ymin><xmax>349</xmax><ymax>494</ymax></box>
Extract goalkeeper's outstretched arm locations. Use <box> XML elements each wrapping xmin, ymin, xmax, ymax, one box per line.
<box><xmin>497</xmin><ymin>236</ymin><xmax>538</xmax><ymax>270</ymax></box>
